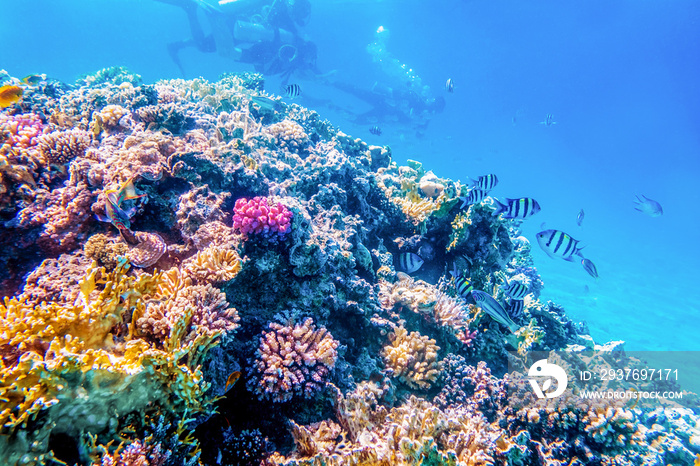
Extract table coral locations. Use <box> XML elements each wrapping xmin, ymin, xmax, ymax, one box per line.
<box><xmin>382</xmin><ymin>327</ymin><xmax>441</xmax><ymax>390</ymax></box>
<box><xmin>249</xmin><ymin>317</ymin><xmax>339</xmax><ymax>402</ymax></box>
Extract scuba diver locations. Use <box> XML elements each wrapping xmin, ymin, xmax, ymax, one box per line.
<box><xmin>155</xmin><ymin>0</ymin><xmax>317</xmax><ymax>83</ymax></box>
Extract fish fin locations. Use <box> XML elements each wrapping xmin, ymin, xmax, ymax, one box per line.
<box><xmin>94</xmin><ymin>213</ymin><xmax>110</xmax><ymax>222</ymax></box>
<box><xmin>458</xmin><ymin>196</ymin><xmax>468</xmax><ymax>209</ymax></box>
<box><xmin>492</xmin><ymin>199</ymin><xmax>507</xmax><ymax>216</ymax></box>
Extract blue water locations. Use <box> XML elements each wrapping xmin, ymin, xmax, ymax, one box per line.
<box><xmin>2</xmin><ymin>0</ymin><xmax>699</xmax><ymax>351</ymax></box>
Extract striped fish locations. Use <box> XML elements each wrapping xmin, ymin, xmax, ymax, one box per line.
<box><xmin>284</xmin><ymin>83</ymin><xmax>301</xmax><ymax>98</ymax></box>
<box><xmin>492</xmin><ymin>197</ymin><xmax>541</xmax><ymax>219</ymax></box>
<box><xmin>581</xmin><ymin>258</ymin><xmax>599</xmax><ymax>279</ymax></box>
<box><xmin>507</xmin><ymin>299</ymin><xmax>525</xmax><ymax>320</ymax></box>
<box><xmin>454</xmin><ymin>276</ymin><xmax>473</xmax><ymax>298</ymax></box>
<box><xmin>459</xmin><ymin>188</ymin><xmax>487</xmax><ymax>208</ymax></box>
<box><xmin>536</xmin><ymin>229</ymin><xmax>584</xmax><ymax>262</ymax></box>
<box><xmin>502</xmin><ymin>280</ymin><xmax>529</xmax><ymax>299</ymax></box>
<box><xmin>471</xmin><ymin>290</ymin><xmax>520</xmax><ymax>333</ymax></box>
<box><xmin>397</xmin><ymin>252</ymin><xmax>424</xmax><ymax>273</ymax></box>
<box><xmin>445</xmin><ymin>78</ymin><xmax>455</xmax><ymax>93</ymax></box>
<box><xmin>471</xmin><ymin>174</ymin><xmax>499</xmax><ymax>191</ymax></box>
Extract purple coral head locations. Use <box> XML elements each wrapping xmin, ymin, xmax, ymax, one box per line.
<box><xmin>233</xmin><ymin>196</ymin><xmax>292</xmax><ymax>239</ymax></box>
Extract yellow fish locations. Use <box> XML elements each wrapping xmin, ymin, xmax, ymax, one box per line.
<box><xmin>695</xmin><ymin>454</ymin><xmax>700</xmax><ymax>466</ymax></box>
<box><xmin>0</xmin><ymin>85</ymin><xmax>23</xmax><ymax>108</ymax></box>
<box><xmin>225</xmin><ymin>371</ymin><xmax>241</xmax><ymax>391</ymax></box>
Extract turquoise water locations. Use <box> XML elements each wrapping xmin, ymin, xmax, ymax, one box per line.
<box><xmin>2</xmin><ymin>0</ymin><xmax>698</xmax><ymax>352</ymax></box>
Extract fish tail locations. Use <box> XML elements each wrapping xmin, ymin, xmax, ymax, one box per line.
<box><xmin>492</xmin><ymin>199</ymin><xmax>507</xmax><ymax>216</ymax></box>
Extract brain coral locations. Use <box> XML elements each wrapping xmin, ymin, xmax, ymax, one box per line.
<box><xmin>249</xmin><ymin>317</ymin><xmax>339</xmax><ymax>403</ymax></box>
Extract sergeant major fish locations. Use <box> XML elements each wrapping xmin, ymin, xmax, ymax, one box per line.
<box><xmin>471</xmin><ymin>290</ymin><xmax>520</xmax><ymax>333</ymax></box>
<box><xmin>369</xmin><ymin>125</ymin><xmax>382</xmax><ymax>136</ymax></box>
<box><xmin>471</xmin><ymin>174</ymin><xmax>499</xmax><ymax>191</ymax></box>
<box><xmin>536</xmin><ymin>229</ymin><xmax>584</xmax><ymax>262</ymax></box>
<box><xmin>492</xmin><ymin>197</ymin><xmax>541</xmax><ymax>220</ymax></box>
<box><xmin>95</xmin><ymin>178</ymin><xmax>146</xmax><ymax>231</ymax></box>
<box><xmin>397</xmin><ymin>252</ymin><xmax>424</xmax><ymax>273</ymax></box>
<box><xmin>502</xmin><ymin>279</ymin><xmax>529</xmax><ymax>300</ymax></box>
<box><xmin>459</xmin><ymin>188</ymin><xmax>487</xmax><ymax>209</ymax></box>
<box><xmin>284</xmin><ymin>83</ymin><xmax>302</xmax><ymax>99</ymax></box>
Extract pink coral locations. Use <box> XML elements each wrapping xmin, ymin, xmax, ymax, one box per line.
<box><xmin>249</xmin><ymin>317</ymin><xmax>338</xmax><ymax>403</ymax></box>
<box><xmin>0</xmin><ymin>113</ymin><xmax>45</xmax><ymax>151</ymax></box>
<box><xmin>233</xmin><ymin>196</ymin><xmax>292</xmax><ymax>238</ymax></box>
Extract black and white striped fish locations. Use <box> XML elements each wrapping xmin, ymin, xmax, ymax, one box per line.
<box><xmin>536</xmin><ymin>229</ymin><xmax>584</xmax><ymax>262</ymax></box>
<box><xmin>454</xmin><ymin>276</ymin><xmax>473</xmax><ymax>298</ymax></box>
<box><xmin>492</xmin><ymin>197</ymin><xmax>541</xmax><ymax>220</ymax></box>
<box><xmin>397</xmin><ymin>252</ymin><xmax>424</xmax><ymax>273</ymax></box>
<box><xmin>459</xmin><ymin>188</ymin><xmax>488</xmax><ymax>208</ymax></box>
<box><xmin>507</xmin><ymin>299</ymin><xmax>525</xmax><ymax>320</ymax></box>
<box><xmin>502</xmin><ymin>280</ymin><xmax>529</xmax><ymax>299</ymax></box>
<box><xmin>471</xmin><ymin>174</ymin><xmax>499</xmax><ymax>191</ymax></box>
<box><xmin>581</xmin><ymin>258</ymin><xmax>599</xmax><ymax>279</ymax></box>
<box><xmin>284</xmin><ymin>84</ymin><xmax>301</xmax><ymax>98</ymax></box>
<box><xmin>369</xmin><ymin>125</ymin><xmax>382</xmax><ymax>136</ymax></box>
<box><xmin>471</xmin><ymin>290</ymin><xmax>520</xmax><ymax>333</ymax></box>
<box><xmin>445</xmin><ymin>78</ymin><xmax>455</xmax><ymax>93</ymax></box>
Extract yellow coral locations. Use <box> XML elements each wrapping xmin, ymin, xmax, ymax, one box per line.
<box><xmin>515</xmin><ymin>318</ymin><xmax>545</xmax><ymax>356</ymax></box>
<box><xmin>447</xmin><ymin>211</ymin><xmax>472</xmax><ymax>252</ymax></box>
<box><xmin>182</xmin><ymin>246</ymin><xmax>242</xmax><ymax>283</ymax></box>
<box><xmin>382</xmin><ymin>327</ymin><xmax>441</xmax><ymax>390</ymax></box>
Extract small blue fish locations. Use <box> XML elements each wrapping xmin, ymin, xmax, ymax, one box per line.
<box><xmin>397</xmin><ymin>252</ymin><xmax>424</xmax><ymax>273</ymax></box>
<box><xmin>634</xmin><ymin>195</ymin><xmax>663</xmax><ymax>217</ymax></box>
<box><xmin>284</xmin><ymin>84</ymin><xmax>301</xmax><ymax>99</ymax></box>
<box><xmin>369</xmin><ymin>125</ymin><xmax>382</xmax><ymax>136</ymax></box>
<box><xmin>581</xmin><ymin>258</ymin><xmax>599</xmax><ymax>279</ymax></box>
<box><xmin>492</xmin><ymin>197</ymin><xmax>541</xmax><ymax>220</ymax></box>
<box><xmin>576</xmin><ymin>209</ymin><xmax>585</xmax><ymax>227</ymax></box>
<box><xmin>540</xmin><ymin>114</ymin><xmax>557</xmax><ymax>126</ymax></box>
<box><xmin>471</xmin><ymin>174</ymin><xmax>499</xmax><ymax>191</ymax></box>
<box><xmin>445</xmin><ymin>78</ymin><xmax>455</xmax><ymax>93</ymax></box>
<box><xmin>95</xmin><ymin>178</ymin><xmax>146</xmax><ymax>231</ymax></box>
<box><xmin>536</xmin><ymin>229</ymin><xmax>584</xmax><ymax>262</ymax></box>
<box><xmin>471</xmin><ymin>290</ymin><xmax>520</xmax><ymax>333</ymax></box>
<box><xmin>459</xmin><ymin>188</ymin><xmax>487</xmax><ymax>208</ymax></box>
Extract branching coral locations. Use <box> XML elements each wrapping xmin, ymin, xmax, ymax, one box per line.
<box><xmin>381</xmin><ymin>327</ymin><xmax>441</xmax><ymax>390</ymax></box>
<box><xmin>37</xmin><ymin>128</ymin><xmax>91</xmax><ymax>165</ymax></box>
<box><xmin>249</xmin><ymin>317</ymin><xmax>339</xmax><ymax>402</ymax></box>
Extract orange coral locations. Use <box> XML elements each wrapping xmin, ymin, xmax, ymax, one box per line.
<box><xmin>381</xmin><ymin>327</ymin><xmax>441</xmax><ymax>390</ymax></box>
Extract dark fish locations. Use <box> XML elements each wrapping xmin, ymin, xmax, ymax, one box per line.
<box><xmin>507</xmin><ymin>299</ymin><xmax>525</xmax><ymax>320</ymax></box>
<box><xmin>581</xmin><ymin>258</ymin><xmax>599</xmax><ymax>279</ymax></box>
<box><xmin>634</xmin><ymin>195</ymin><xmax>663</xmax><ymax>217</ymax></box>
<box><xmin>471</xmin><ymin>174</ymin><xmax>499</xmax><ymax>191</ymax></box>
<box><xmin>397</xmin><ymin>252</ymin><xmax>424</xmax><ymax>273</ymax></box>
<box><xmin>445</xmin><ymin>78</ymin><xmax>454</xmax><ymax>93</ymax></box>
<box><xmin>459</xmin><ymin>188</ymin><xmax>487</xmax><ymax>208</ymax></box>
<box><xmin>284</xmin><ymin>83</ymin><xmax>301</xmax><ymax>99</ymax></box>
<box><xmin>0</xmin><ymin>85</ymin><xmax>23</xmax><ymax>108</ymax></box>
<box><xmin>369</xmin><ymin>125</ymin><xmax>382</xmax><ymax>136</ymax></box>
<box><xmin>577</xmin><ymin>209</ymin><xmax>584</xmax><ymax>227</ymax></box>
<box><xmin>471</xmin><ymin>290</ymin><xmax>520</xmax><ymax>333</ymax></box>
<box><xmin>540</xmin><ymin>113</ymin><xmax>557</xmax><ymax>126</ymax></box>
<box><xmin>536</xmin><ymin>229</ymin><xmax>584</xmax><ymax>262</ymax></box>
<box><xmin>492</xmin><ymin>197</ymin><xmax>541</xmax><ymax>220</ymax></box>
<box><xmin>502</xmin><ymin>280</ymin><xmax>529</xmax><ymax>300</ymax></box>
<box><xmin>454</xmin><ymin>276</ymin><xmax>473</xmax><ymax>298</ymax></box>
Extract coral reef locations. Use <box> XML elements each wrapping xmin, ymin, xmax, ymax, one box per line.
<box><xmin>0</xmin><ymin>68</ymin><xmax>696</xmax><ymax>466</ymax></box>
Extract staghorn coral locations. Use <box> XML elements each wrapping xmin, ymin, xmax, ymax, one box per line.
<box><xmin>233</xmin><ymin>196</ymin><xmax>293</xmax><ymax>239</ymax></box>
<box><xmin>249</xmin><ymin>317</ymin><xmax>339</xmax><ymax>403</ymax></box>
<box><xmin>128</xmin><ymin>231</ymin><xmax>167</xmax><ymax>268</ymax></box>
<box><xmin>37</xmin><ymin>128</ymin><xmax>91</xmax><ymax>165</ymax></box>
<box><xmin>381</xmin><ymin>327</ymin><xmax>441</xmax><ymax>390</ymax></box>
<box><xmin>182</xmin><ymin>246</ymin><xmax>242</xmax><ymax>283</ymax></box>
